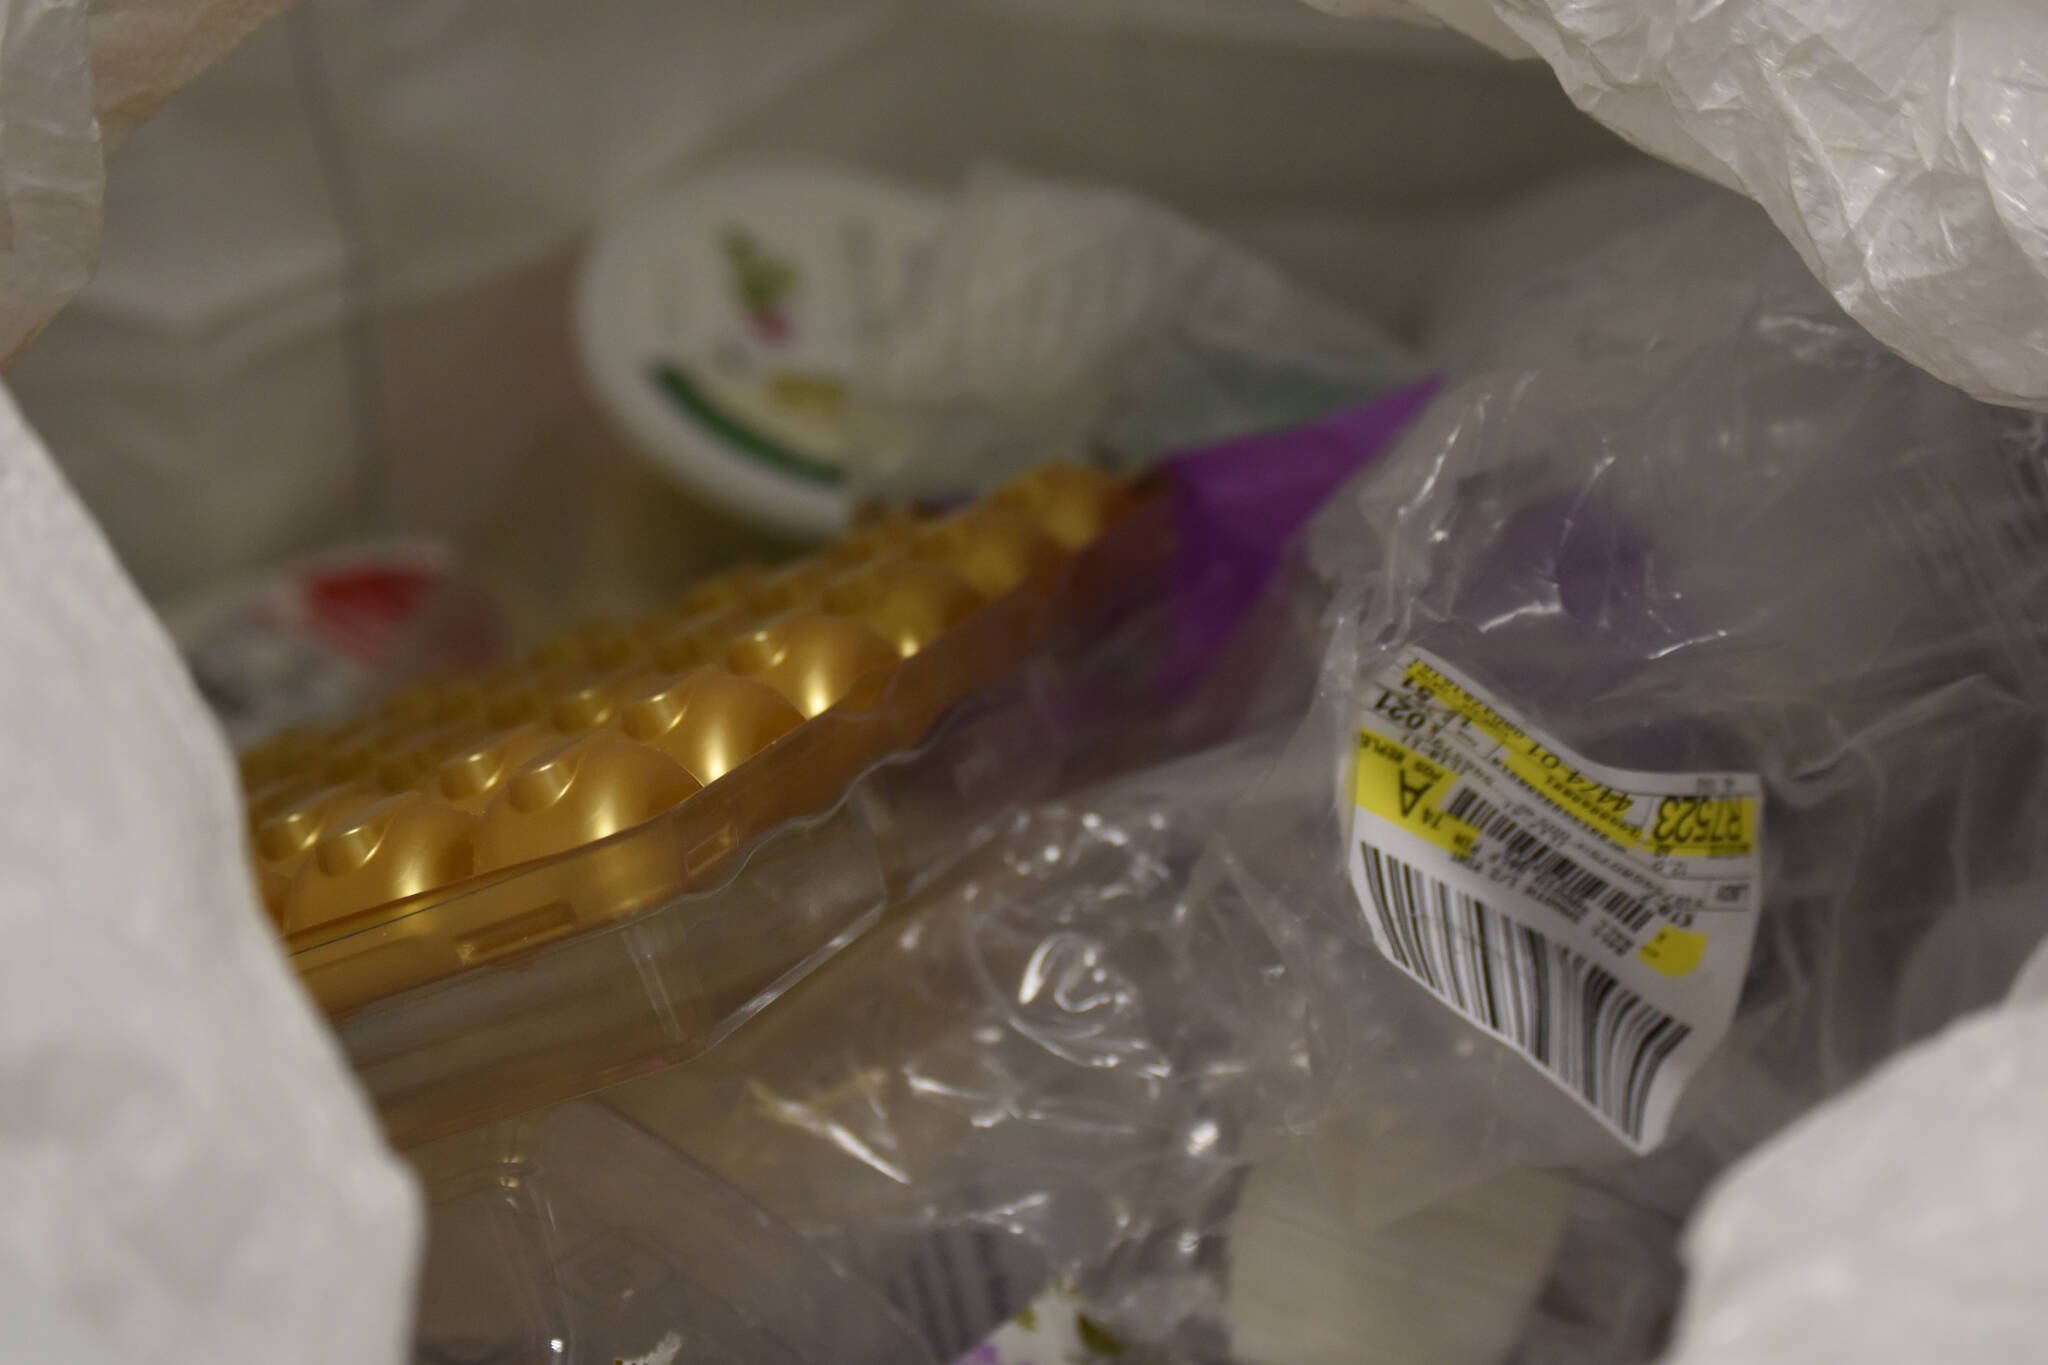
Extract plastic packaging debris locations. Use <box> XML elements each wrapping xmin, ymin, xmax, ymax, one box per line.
<box><xmin>1215</xmin><ymin>191</ymin><xmax>2048</xmax><ymax>1291</ymax></box>
<box><xmin>602</xmin><ymin>734</ymin><xmax>1316</xmax><ymax>1363</ymax></box>
<box><xmin>8</xmin><ymin>2</ymin><xmax>901</xmax><ymax>601</ymax></box>
<box><xmin>0</xmin><ymin>382</ymin><xmax>419</xmax><ymax>1359</ymax></box>
<box><xmin>14</xmin><ymin>3</ymin><xmax>1624</xmax><ymax>607</ymax></box>
<box><xmin>242</xmin><ymin>465</ymin><xmax>1132</xmax><ymax>999</ymax></box>
<box><xmin>849</xmin><ymin>166</ymin><xmax>1420</xmax><ymax>507</ymax></box>
<box><xmin>0</xmin><ymin>0</ymin><xmax>289</xmax><ymax>361</ymax></box>
<box><xmin>1374</xmin><ymin>0</ymin><xmax>2048</xmax><ymax>412</ymax></box>
<box><xmin>577</xmin><ymin>165</ymin><xmax>946</xmax><ymax>540</ymax></box>
<box><xmin>413</xmin><ymin>1101</ymin><xmax>933</xmax><ymax>1365</ymax></box>
<box><xmin>1662</xmin><ymin>934</ymin><xmax>2048</xmax><ymax>1365</ymax></box>
<box><xmin>590</xmin><ymin>703</ymin><xmax>1587</xmax><ymax>1365</ymax></box>
<box><xmin>242</xmin><ymin>464</ymin><xmax>1167</xmax><ymax>1147</ymax></box>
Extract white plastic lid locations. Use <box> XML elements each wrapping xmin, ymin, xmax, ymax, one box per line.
<box><xmin>575</xmin><ymin>165</ymin><xmax>946</xmax><ymax>541</ymax></box>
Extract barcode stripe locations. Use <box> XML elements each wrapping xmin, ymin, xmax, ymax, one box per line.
<box><xmin>1449</xmin><ymin>879</ymin><xmax>1466</xmax><ymax>1019</ymax></box>
<box><xmin>1474</xmin><ymin>899</ymin><xmax>1500</xmax><ymax>1033</ymax></box>
<box><xmin>1363</xmin><ymin>847</ymin><xmax>1406</xmax><ymax>972</ymax></box>
<box><xmin>1357</xmin><ymin>841</ymin><xmax>1690</xmax><ymax>1145</ymax></box>
<box><xmin>1397</xmin><ymin>862</ymin><xmax>1427</xmax><ymax>985</ymax></box>
<box><xmin>1442</xmin><ymin>786</ymin><xmax>1655</xmax><ymax>931</ymax></box>
<box><xmin>1426</xmin><ymin>871</ymin><xmax>1451</xmax><ymax>996</ymax></box>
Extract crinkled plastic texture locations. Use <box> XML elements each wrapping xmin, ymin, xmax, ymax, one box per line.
<box><xmin>0</xmin><ymin>0</ymin><xmax>288</xmax><ymax>362</ymax></box>
<box><xmin>8</xmin><ymin>4</ymin><xmax>1618</xmax><ymax>606</ymax></box>
<box><xmin>89</xmin><ymin>0</ymin><xmax>292</xmax><ymax>142</ymax></box>
<box><xmin>601</xmin><ymin>737</ymin><xmax>1316</xmax><ymax>1363</ymax></box>
<box><xmin>0</xmin><ymin>377</ymin><xmax>419</xmax><ymax>1361</ymax></box>
<box><xmin>0</xmin><ymin>0</ymin><xmax>102</xmax><ymax>362</ymax></box>
<box><xmin>1663</xmin><ymin>935</ymin><xmax>2048</xmax><ymax>1365</ymax></box>
<box><xmin>1385</xmin><ymin>0</ymin><xmax>2048</xmax><ymax>411</ymax></box>
<box><xmin>849</xmin><ymin>166</ymin><xmax>1418</xmax><ymax>506</ymax></box>
<box><xmin>413</xmin><ymin>1101</ymin><xmax>934</xmax><ymax>1365</ymax></box>
<box><xmin>1216</xmin><ymin>195</ymin><xmax>2048</xmax><ymax>1250</ymax></box>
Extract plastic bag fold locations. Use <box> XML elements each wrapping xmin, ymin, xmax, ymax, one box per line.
<box><xmin>1360</xmin><ymin>0</ymin><xmax>2048</xmax><ymax>412</ymax></box>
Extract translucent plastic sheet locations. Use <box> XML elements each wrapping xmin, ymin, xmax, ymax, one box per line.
<box><xmin>13</xmin><ymin>1</ymin><xmax>1623</xmax><ymax>605</ymax></box>
<box><xmin>0</xmin><ymin>0</ymin><xmax>287</xmax><ymax>361</ymax></box>
<box><xmin>602</xmin><ymin>737</ymin><xmax>1316</xmax><ymax>1361</ymax></box>
<box><xmin>1662</xmin><ymin>933</ymin><xmax>2048</xmax><ymax>1365</ymax></box>
<box><xmin>414</xmin><ymin>1101</ymin><xmax>934</xmax><ymax>1365</ymax></box>
<box><xmin>1216</xmin><ymin>195</ymin><xmax>2048</xmax><ymax>1245</ymax></box>
<box><xmin>849</xmin><ymin>167</ymin><xmax>1418</xmax><ymax>507</ymax></box>
<box><xmin>0</xmin><ymin>369</ymin><xmax>417</xmax><ymax>1362</ymax></box>
<box><xmin>1376</xmin><ymin>0</ymin><xmax>2048</xmax><ymax>411</ymax></box>
<box><xmin>0</xmin><ymin>0</ymin><xmax>101</xmax><ymax>362</ymax></box>
<box><xmin>89</xmin><ymin>0</ymin><xmax>294</xmax><ymax>141</ymax></box>
<box><xmin>0</xmin><ymin>3</ymin><xmax>425</xmax><ymax>1360</ymax></box>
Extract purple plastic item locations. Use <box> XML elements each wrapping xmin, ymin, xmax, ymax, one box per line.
<box><xmin>1158</xmin><ymin>380</ymin><xmax>1438</xmax><ymax>690</ymax></box>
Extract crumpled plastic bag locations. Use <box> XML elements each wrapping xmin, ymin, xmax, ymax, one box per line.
<box><xmin>849</xmin><ymin>166</ymin><xmax>1417</xmax><ymax>506</ymax></box>
<box><xmin>0</xmin><ymin>381</ymin><xmax>419</xmax><ymax>1362</ymax></box>
<box><xmin>1663</xmin><ymin>932</ymin><xmax>2048</xmax><ymax>1364</ymax></box>
<box><xmin>0</xmin><ymin>1</ymin><xmax>423</xmax><ymax>1356</ymax></box>
<box><xmin>1351</xmin><ymin>0</ymin><xmax>2048</xmax><ymax>412</ymax></box>
<box><xmin>1212</xmin><ymin>190</ymin><xmax>2048</xmax><ymax>1321</ymax></box>
<box><xmin>89</xmin><ymin>0</ymin><xmax>291</xmax><ymax>141</ymax></box>
<box><xmin>0</xmin><ymin>0</ymin><xmax>286</xmax><ymax>362</ymax></box>
<box><xmin>603</xmin><ymin>735</ymin><xmax>1316</xmax><ymax>1362</ymax></box>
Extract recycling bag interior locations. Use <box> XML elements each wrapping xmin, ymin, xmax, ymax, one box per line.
<box><xmin>8</xmin><ymin>0</ymin><xmax>2048</xmax><ymax>1362</ymax></box>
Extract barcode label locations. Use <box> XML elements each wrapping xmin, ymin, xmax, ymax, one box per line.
<box><xmin>1441</xmin><ymin>788</ymin><xmax>1656</xmax><ymax>932</ymax></box>
<box><xmin>1359</xmin><ymin>841</ymin><xmax>1688</xmax><ymax>1145</ymax></box>
<box><xmin>1346</xmin><ymin>646</ymin><xmax>1764</xmax><ymax>1153</ymax></box>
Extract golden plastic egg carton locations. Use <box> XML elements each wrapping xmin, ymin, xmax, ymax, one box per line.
<box><xmin>239</xmin><ymin>463</ymin><xmax>1163</xmax><ymax>1145</ymax></box>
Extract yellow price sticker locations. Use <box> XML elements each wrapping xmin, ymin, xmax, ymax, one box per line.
<box><xmin>1354</xmin><ymin>732</ymin><xmax>1478</xmax><ymax>857</ymax></box>
<box><xmin>1403</xmin><ymin>658</ymin><xmax>1525</xmax><ymax>750</ymax></box>
<box><xmin>1638</xmin><ymin>925</ymin><xmax>1708</xmax><ymax>978</ymax></box>
<box><xmin>1641</xmin><ymin>794</ymin><xmax>1756</xmax><ymax>858</ymax></box>
<box><xmin>1404</xmin><ymin>658</ymin><xmax>1642</xmax><ymax>849</ymax></box>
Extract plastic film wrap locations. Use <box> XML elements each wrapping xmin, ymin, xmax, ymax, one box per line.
<box><xmin>602</xmin><ymin>737</ymin><xmax>1315</xmax><ymax>1361</ymax></box>
<box><xmin>0</xmin><ymin>0</ymin><xmax>289</xmax><ymax>361</ymax></box>
<box><xmin>849</xmin><ymin>167</ymin><xmax>1417</xmax><ymax>506</ymax></box>
<box><xmin>1373</xmin><ymin>0</ymin><xmax>2048</xmax><ymax>411</ymax></box>
<box><xmin>1217</xmin><ymin>195</ymin><xmax>2048</xmax><ymax>1257</ymax></box>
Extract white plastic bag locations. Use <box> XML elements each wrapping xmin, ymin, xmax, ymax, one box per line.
<box><xmin>1664</xmin><ymin>935</ymin><xmax>2048</xmax><ymax>1364</ymax></box>
<box><xmin>849</xmin><ymin>166</ymin><xmax>1417</xmax><ymax>505</ymax></box>
<box><xmin>0</xmin><ymin>382</ymin><xmax>419</xmax><ymax>1362</ymax></box>
<box><xmin>1216</xmin><ymin>191</ymin><xmax>2048</xmax><ymax>1257</ymax></box>
<box><xmin>0</xmin><ymin>1</ymin><xmax>423</xmax><ymax>1358</ymax></box>
<box><xmin>0</xmin><ymin>0</ymin><xmax>287</xmax><ymax>362</ymax></box>
<box><xmin>1368</xmin><ymin>0</ymin><xmax>2048</xmax><ymax>411</ymax></box>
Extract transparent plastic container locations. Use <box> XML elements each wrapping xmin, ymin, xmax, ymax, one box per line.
<box><xmin>413</xmin><ymin>1100</ymin><xmax>933</xmax><ymax>1365</ymax></box>
<box><xmin>275</xmin><ymin>476</ymin><xmax>1176</xmax><ymax>1147</ymax></box>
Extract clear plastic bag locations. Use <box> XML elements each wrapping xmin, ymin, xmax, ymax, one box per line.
<box><xmin>0</xmin><ymin>0</ymin><xmax>292</xmax><ymax>361</ymax></box>
<box><xmin>1373</xmin><ymin>0</ymin><xmax>2048</xmax><ymax>412</ymax></box>
<box><xmin>848</xmin><ymin>166</ymin><xmax>1418</xmax><ymax>508</ymax></box>
<box><xmin>601</xmin><ymin>735</ymin><xmax>1317</xmax><ymax>1361</ymax></box>
<box><xmin>1660</xmin><ymin>934</ymin><xmax>2048</xmax><ymax>1365</ymax></box>
<box><xmin>1215</xmin><ymin>194</ymin><xmax>2048</xmax><ymax>1237</ymax></box>
<box><xmin>413</xmin><ymin>1100</ymin><xmax>933</xmax><ymax>1365</ymax></box>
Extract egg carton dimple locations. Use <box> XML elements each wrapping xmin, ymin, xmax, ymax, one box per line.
<box><xmin>238</xmin><ymin>463</ymin><xmax>1134</xmax><ymax>1024</ymax></box>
